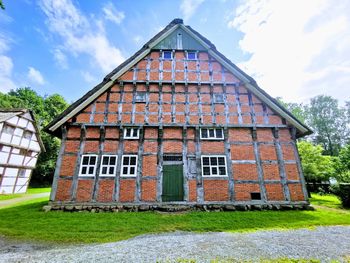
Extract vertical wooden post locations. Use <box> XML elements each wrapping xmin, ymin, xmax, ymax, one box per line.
<box><xmin>92</xmin><ymin>126</ymin><xmax>105</xmax><ymax>201</ymax></box>
<box><xmin>114</xmin><ymin>126</ymin><xmax>124</xmax><ymax>202</ymax></box>
<box><xmin>182</xmin><ymin>127</ymin><xmax>189</xmax><ymax>201</ymax></box>
<box><xmin>195</xmin><ymin>127</ymin><xmax>204</xmax><ymax>203</ymax></box>
<box><xmin>156</xmin><ymin>127</ymin><xmax>164</xmax><ymax>202</ymax></box>
<box><xmin>135</xmin><ymin>128</ymin><xmax>144</xmax><ymax>202</ymax></box>
<box><xmin>50</xmin><ymin>126</ymin><xmax>67</xmax><ymax>201</ymax></box>
<box><xmin>224</xmin><ymin>127</ymin><xmax>234</xmax><ymax>201</ymax></box>
<box><xmin>71</xmin><ymin>125</ymin><xmax>86</xmax><ymax>201</ymax></box>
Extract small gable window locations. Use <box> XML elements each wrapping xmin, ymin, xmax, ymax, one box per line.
<box><xmin>134</xmin><ymin>91</ymin><xmax>146</xmax><ymax>103</ymax></box>
<box><xmin>200</xmin><ymin>128</ymin><xmax>224</xmax><ymax>140</ymax></box>
<box><xmin>214</xmin><ymin>94</ymin><xmax>224</xmax><ymax>103</ymax></box>
<box><xmin>79</xmin><ymin>155</ymin><xmax>98</xmax><ymax>177</ymax></box>
<box><xmin>162</xmin><ymin>51</ymin><xmax>172</xmax><ymax>60</ymax></box>
<box><xmin>124</xmin><ymin>128</ymin><xmax>139</xmax><ymax>139</ymax></box>
<box><xmin>187</xmin><ymin>51</ymin><xmax>197</xmax><ymax>60</ymax></box>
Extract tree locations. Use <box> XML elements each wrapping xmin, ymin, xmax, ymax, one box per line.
<box><xmin>305</xmin><ymin>95</ymin><xmax>347</xmax><ymax>156</ymax></box>
<box><xmin>276</xmin><ymin>97</ymin><xmax>307</xmax><ymax>124</ymax></box>
<box><xmin>0</xmin><ymin>87</ymin><xmax>69</xmax><ymax>186</ymax></box>
<box><xmin>0</xmin><ymin>0</ymin><xmax>4</xmax><ymax>10</ymax></box>
<box><xmin>297</xmin><ymin>141</ymin><xmax>337</xmax><ymax>183</ymax></box>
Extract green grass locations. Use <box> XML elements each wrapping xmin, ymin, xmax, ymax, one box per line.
<box><xmin>0</xmin><ymin>194</ymin><xmax>349</xmax><ymax>244</ymax></box>
<box><xmin>27</xmin><ymin>187</ymin><xmax>51</xmax><ymax>194</ymax></box>
<box><xmin>309</xmin><ymin>193</ymin><xmax>343</xmax><ymax>209</ymax></box>
<box><xmin>0</xmin><ymin>193</ymin><xmax>23</xmax><ymax>201</ymax></box>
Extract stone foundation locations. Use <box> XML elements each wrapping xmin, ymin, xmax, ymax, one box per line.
<box><xmin>43</xmin><ymin>202</ymin><xmax>313</xmax><ymax>212</ymax></box>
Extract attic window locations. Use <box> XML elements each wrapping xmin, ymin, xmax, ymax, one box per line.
<box><xmin>162</xmin><ymin>51</ymin><xmax>172</xmax><ymax>60</ymax></box>
<box><xmin>134</xmin><ymin>91</ymin><xmax>146</xmax><ymax>103</ymax></box>
<box><xmin>187</xmin><ymin>52</ymin><xmax>197</xmax><ymax>60</ymax></box>
<box><xmin>214</xmin><ymin>94</ymin><xmax>224</xmax><ymax>103</ymax></box>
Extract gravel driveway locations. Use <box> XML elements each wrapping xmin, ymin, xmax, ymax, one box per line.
<box><xmin>1</xmin><ymin>226</ymin><xmax>350</xmax><ymax>262</ymax></box>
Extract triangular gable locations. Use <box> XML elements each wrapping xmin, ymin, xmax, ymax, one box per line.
<box><xmin>45</xmin><ymin>18</ymin><xmax>312</xmax><ymax>138</ymax></box>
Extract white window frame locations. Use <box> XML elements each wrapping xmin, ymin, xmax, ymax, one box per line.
<box><xmin>78</xmin><ymin>154</ymin><xmax>98</xmax><ymax>177</ymax></box>
<box><xmin>134</xmin><ymin>91</ymin><xmax>146</xmax><ymax>103</ymax></box>
<box><xmin>200</xmin><ymin>128</ymin><xmax>224</xmax><ymax>140</ymax></box>
<box><xmin>162</xmin><ymin>50</ymin><xmax>173</xmax><ymax>60</ymax></box>
<box><xmin>123</xmin><ymin>128</ymin><xmax>140</xmax><ymax>139</ymax></box>
<box><xmin>201</xmin><ymin>155</ymin><xmax>227</xmax><ymax>177</ymax></box>
<box><xmin>121</xmin><ymin>155</ymin><xmax>138</xmax><ymax>177</ymax></box>
<box><xmin>186</xmin><ymin>51</ymin><xmax>197</xmax><ymax>60</ymax></box>
<box><xmin>213</xmin><ymin>94</ymin><xmax>224</xmax><ymax>103</ymax></box>
<box><xmin>99</xmin><ymin>155</ymin><xmax>118</xmax><ymax>177</ymax></box>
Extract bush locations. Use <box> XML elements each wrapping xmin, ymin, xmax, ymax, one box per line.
<box><xmin>332</xmin><ymin>183</ymin><xmax>350</xmax><ymax>208</ymax></box>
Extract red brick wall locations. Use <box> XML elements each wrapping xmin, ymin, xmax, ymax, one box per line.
<box><xmin>97</xmin><ymin>179</ymin><xmax>114</xmax><ymax>202</ymax></box>
<box><xmin>233</xmin><ymin>163</ymin><xmax>258</xmax><ymax>180</ymax></box>
<box><xmin>119</xmin><ymin>179</ymin><xmax>135</xmax><ymax>202</ymax></box>
<box><xmin>289</xmin><ymin>184</ymin><xmax>305</xmax><ymax>201</ymax></box>
<box><xmin>235</xmin><ymin>183</ymin><xmax>260</xmax><ymax>201</ymax></box>
<box><xmin>188</xmin><ymin>179</ymin><xmax>197</xmax><ymax>202</ymax></box>
<box><xmin>76</xmin><ymin>179</ymin><xmax>93</xmax><ymax>202</ymax></box>
<box><xmin>55</xmin><ymin>179</ymin><xmax>72</xmax><ymax>201</ymax></box>
<box><xmin>141</xmin><ymin>180</ymin><xmax>157</xmax><ymax>201</ymax></box>
<box><xmin>203</xmin><ymin>180</ymin><xmax>229</xmax><ymax>201</ymax></box>
<box><xmin>265</xmin><ymin>184</ymin><xmax>285</xmax><ymax>201</ymax></box>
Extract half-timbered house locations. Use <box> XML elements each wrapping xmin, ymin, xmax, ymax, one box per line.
<box><xmin>0</xmin><ymin>109</ymin><xmax>44</xmax><ymax>194</ymax></box>
<box><xmin>45</xmin><ymin>19</ymin><xmax>312</xmax><ymax>211</ymax></box>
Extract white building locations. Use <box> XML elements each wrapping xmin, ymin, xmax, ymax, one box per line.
<box><xmin>0</xmin><ymin>109</ymin><xmax>45</xmax><ymax>194</ymax></box>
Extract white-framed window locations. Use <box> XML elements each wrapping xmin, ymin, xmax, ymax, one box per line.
<box><xmin>187</xmin><ymin>51</ymin><xmax>197</xmax><ymax>60</ymax></box>
<box><xmin>79</xmin><ymin>154</ymin><xmax>98</xmax><ymax>177</ymax></box>
<box><xmin>200</xmin><ymin>128</ymin><xmax>224</xmax><ymax>140</ymax></box>
<box><xmin>121</xmin><ymin>155</ymin><xmax>138</xmax><ymax>177</ymax></box>
<box><xmin>3</xmin><ymin>124</ymin><xmax>15</xmax><ymax>135</ymax></box>
<box><xmin>213</xmin><ymin>94</ymin><xmax>224</xmax><ymax>103</ymax></box>
<box><xmin>162</xmin><ymin>51</ymin><xmax>172</xmax><ymax>60</ymax></box>
<box><xmin>201</xmin><ymin>155</ymin><xmax>227</xmax><ymax>177</ymax></box>
<box><xmin>99</xmin><ymin>155</ymin><xmax>118</xmax><ymax>177</ymax></box>
<box><xmin>134</xmin><ymin>91</ymin><xmax>146</xmax><ymax>103</ymax></box>
<box><xmin>124</xmin><ymin>128</ymin><xmax>139</xmax><ymax>139</ymax></box>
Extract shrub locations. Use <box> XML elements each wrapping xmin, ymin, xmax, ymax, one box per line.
<box><xmin>332</xmin><ymin>183</ymin><xmax>350</xmax><ymax>208</ymax></box>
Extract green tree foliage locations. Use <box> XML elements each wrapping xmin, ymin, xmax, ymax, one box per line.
<box><xmin>306</xmin><ymin>95</ymin><xmax>347</xmax><ymax>156</ymax></box>
<box><xmin>297</xmin><ymin>141</ymin><xmax>337</xmax><ymax>182</ymax></box>
<box><xmin>0</xmin><ymin>87</ymin><xmax>69</xmax><ymax>186</ymax></box>
<box><xmin>276</xmin><ymin>97</ymin><xmax>307</xmax><ymax>124</ymax></box>
<box><xmin>0</xmin><ymin>0</ymin><xmax>4</xmax><ymax>10</ymax></box>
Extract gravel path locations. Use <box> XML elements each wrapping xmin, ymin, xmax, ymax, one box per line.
<box><xmin>0</xmin><ymin>193</ymin><xmax>49</xmax><ymax>208</ymax></box>
<box><xmin>1</xmin><ymin>226</ymin><xmax>350</xmax><ymax>262</ymax></box>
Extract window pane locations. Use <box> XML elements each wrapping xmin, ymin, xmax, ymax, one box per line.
<box><xmin>132</xmin><ymin>129</ymin><xmax>138</xmax><ymax>137</ymax></box>
<box><xmin>215</xmin><ymin>94</ymin><xmax>224</xmax><ymax>103</ymax></box>
<box><xmin>102</xmin><ymin>167</ymin><xmax>107</xmax><ymax>174</ymax></box>
<box><xmin>102</xmin><ymin>157</ymin><xmax>109</xmax><ymax>165</ymax></box>
<box><xmin>187</xmin><ymin>52</ymin><xmax>196</xmax><ymax>60</ymax></box>
<box><xmin>88</xmin><ymin>167</ymin><xmax>94</xmax><ymax>174</ymax></box>
<box><xmin>209</xmin><ymin>129</ymin><xmax>215</xmax><ymax>137</ymax></box>
<box><xmin>122</xmin><ymin>167</ymin><xmax>128</xmax><ymax>174</ymax></box>
<box><xmin>109</xmin><ymin>167</ymin><xmax>114</xmax><ymax>174</ymax></box>
<box><xmin>216</xmin><ymin>129</ymin><xmax>223</xmax><ymax>138</ymax></box>
<box><xmin>82</xmin><ymin>157</ymin><xmax>89</xmax><ymax>165</ymax></box>
<box><xmin>123</xmin><ymin>157</ymin><xmax>129</xmax><ymax>165</ymax></box>
<box><xmin>130</xmin><ymin>157</ymin><xmax>136</xmax><ymax>165</ymax></box>
<box><xmin>203</xmin><ymin>167</ymin><xmax>210</xmax><ymax>175</ymax></box>
<box><xmin>202</xmin><ymin>157</ymin><xmax>209</xmax><ymax>165</ymax></box>
<box><xmin>211</xmin><ymin>167</ymin><xmax>218</xmax><ymax>175</ymax></box>
<box><xmin>90</xmin><ymin>156</ymin><xmax>96</xmax><ymax>165</ymax></box>
<box><xmin>201</xmin><ymin>129</ymin><xmax>208</xmax><ymax>138</ymax></box>
<box><xmin>126</xmin><ymin>129</ymin><xmax>131</xmax><ymax>137</ymax></box>
<box><xmin>163</xmin><ymin>51</ymin><xmax>172</xmax><ymax>59</ymax></box>
<box><xmin>110</xmin><ymin>157</ymin><xmax>116</xmax><ymax>165</ymax></box>
<box><xmin>210</xmin><ymin>157</ymin><xmax>217</xmax><ymax>165</ymax></box>
<box><xmin>82</xmin><ymin>167</ymin><xmax>87</xmax><ymax>174</ymax></box>
<box><xmin>219</xmin><ymin>167</ymin><xmax>226</xmax><ymax>175</ymax></box>
<box><xmin>218</xmin><ymin>157</ymin><xmax>225</xmax><ymax>165</ymax></box>
<box><xmin>130</xmin><ymin>167</ymin><xmax>135</xmax><ymax>175</ymax></box>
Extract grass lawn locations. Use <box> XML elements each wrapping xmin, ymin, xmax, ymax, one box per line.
<box><xmin>0</xmin><ymin>193</ymin><xmax>349</xmax><ymax>244</ymax></box>
<box><xmin>27</xmin><ymin>187</ymin><xmax>51</xmax><ymax>194</ymax></box>
<box><xmin>309</xmin><ymin>193</ymin><xmax>343</xmax><ymax>209</ymax></box>
<box><xmin>0</xmin><ymin>193</ymin><xmax>24</xmax><ymax>201</ymax></box>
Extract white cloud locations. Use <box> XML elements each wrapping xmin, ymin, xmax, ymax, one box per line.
<box><xmin>0</xmin><ymin>55</ymin><xmax>16</xmax><ymax>92</ymax></box>
<box><xmin>27</xmin><ymin>67</ymin><xmax>45</xmax><ymax>85</ymax></box>
<box><xmin>102</xmin><ymin>2</ymin><xmax>125</xmax><ymax>25</ymax></box>
<box><xmin>133</xmin><ymin>35</ymin><xmax>143</xmax><ymax>45</ymax></box>
<box><xmin>180</xmin><ymin>0</ymin><xmax>204</xmax><ymax>21</ymax></box>
<box><xmin>228</xmin><ymin>0</ymin><xmax>350</xmax><ymax>103</ymax></box>
<box><xmin>81</xmin><ymin>71</ymin><xmax>97</xmax><ymax>83</ymax></box>
<box><xmin>53</xmin><ymin>48</ymin><xmax>68</xmax><ymax>69</ymax></box>
<box><xmin>39</xmin><ymin>0</ymin><xmax>125</xmax><ymax>74</ymax></box>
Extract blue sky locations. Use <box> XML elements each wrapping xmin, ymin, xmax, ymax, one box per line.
<box><xmin>1</xmin><ymin>0</ymin><xmax>349</xmax><ymax>104</ymax></box>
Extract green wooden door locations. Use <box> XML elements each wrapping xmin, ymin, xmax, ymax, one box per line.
<box><xmin>162</xmin><ymin>165</ymin><xmax>184</xmax><ymax>201</ymax></box>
